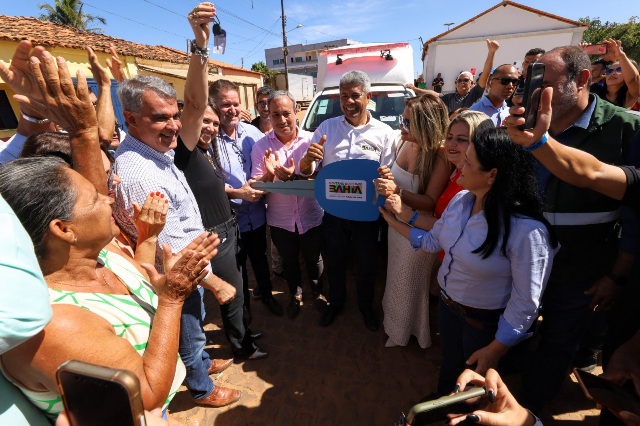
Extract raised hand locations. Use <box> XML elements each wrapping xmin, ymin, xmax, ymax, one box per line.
<box><xmin>133</xmin><ymin>192</ymin><xmax>169</xmax><ymax>243</ymax></box>
<box><xmin>486</xmin><ymin>39</ymin><xmax>500</xmax><ymax>53</ymax></box>
<box><xmin>162</xmin><ymin>232</ymin><xmax>219</xmax><ymax>273</ymax></box>
<box><xmin>273</xmin><ymin>153</ymin><xmax>296</xmax><ymax>181</ymax></box>
<box><xmin>105</xmin><ymin>44</ymin><xmax>126</xmax><ymax>82</ymax></box>
<box><xmin>0</xmin><ymin>40</ymin><xmax>47</xmax><ymax>101</ymax></box>
<box><xmin>304</xmin><ymin>134</ymin><xmax>326</xmax><ymax>163</ymax></box>
<box><xmin>263</xmin><ymin>148</ymin><xmax>277</xmax><ymax>179</ymax></box>
<box><xmin>142</xmin><ymin>246</ymin><xmax>208</xmax><ymax>303</ymax></box>
<box><xmin>15</xmin><ymin>52</ymin><xmax>97</xmax><ymax>134</ymax></box>
<box><xmin>188</xmin><ymin>2</ymin><xmax>215</xmax><ymax>47</ymax></box>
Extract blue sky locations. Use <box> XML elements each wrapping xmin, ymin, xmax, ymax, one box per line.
<box><xmin>4</xmin><ymin>0</ymin><xmax>638</xmax><ymax>74</ymax></box>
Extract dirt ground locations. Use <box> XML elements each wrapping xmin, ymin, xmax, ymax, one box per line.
<box><xmin>166</xmin><ymin>237</ymin><xmax>601</xmax><ymax>426</ymax></box>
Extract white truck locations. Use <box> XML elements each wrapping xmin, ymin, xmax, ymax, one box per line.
<box><xmin>301</xmin><ymin>42</ymin><xmax>415</xmax><ymax>132</ymax></box>
<box><xmin>274</xmin><ymin>72</ymin><xmax>314</xmax><ymax>102</ymax></box>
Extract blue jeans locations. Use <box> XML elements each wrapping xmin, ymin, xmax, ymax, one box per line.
<box><xmin>179</xmin><ymin>286</ymin><xmax>214</xmax><ymax>400</ymax></box>
<box><xmin>437</xmin><ymin>297</ymin><xmax>501</xmax><ymax>395</ymax></box>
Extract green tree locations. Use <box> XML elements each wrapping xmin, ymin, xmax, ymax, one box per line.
<box><xmin>39</xmin><ymin>0</ymin><xmax>106</xmax><ymax>33</ymax></box>
<box><xmin>251</xmin><ymin>61</ymin><xmax>278</xmax><ymax>87</ymax></box>
<box><xmin>580</xmin><ymin>16</ymin><xmax>640</xmax><ymax>62</ymax></box>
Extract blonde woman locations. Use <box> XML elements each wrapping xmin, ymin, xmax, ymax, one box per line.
<box><xmin>374</xmin><ymin>94</ymin><xmax>450</xmax><ymax>348</ymax></box>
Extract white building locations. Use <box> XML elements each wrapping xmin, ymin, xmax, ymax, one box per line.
<box><xmin>421</xmin><ymin>0</ymin><xmax>587</xmax><ymax>93</ymax></box>
<box><xmin>264</xmin><ymin>38</ymin><xmax>359</xmax><ymax>84</ymax></box>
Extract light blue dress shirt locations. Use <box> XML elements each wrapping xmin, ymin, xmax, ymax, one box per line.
<box><xmin>409</xmin><ymin>191</ymin><xmax>557</xmax><ymax>346</ymax></box>
<box><xmin>469</xmin><ymin>95</ymin><xmax>509</xmax><ymax>127</ymax></box>
<box><xmin>218</xmin><ymin>122</ymin><xmax>266</xmax><ymax>233</ymax></box>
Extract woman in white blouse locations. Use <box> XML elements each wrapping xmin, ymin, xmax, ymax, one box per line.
<box><xmin>380</xmin><ymin>127</ymin><xmax>558</xmax><ymax>395</ymax></box>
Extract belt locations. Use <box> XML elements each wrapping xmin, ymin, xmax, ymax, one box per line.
<box><xmin>206</xmin><ymin>211</ymin><xmax>237</xmax><ymax>236</ymax></box>
<box><xmin>440</xmin><ymin>291</ymin><xmax>503</xmax><ymax>330</ymax></box>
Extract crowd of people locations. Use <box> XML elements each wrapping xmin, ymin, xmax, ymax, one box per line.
<box><xmin>1</xmin><ymin>2</ymin><xmax>640</xmax><ymax>426</ymax></box>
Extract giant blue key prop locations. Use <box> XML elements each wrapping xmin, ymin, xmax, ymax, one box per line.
<box><xmin>252</xmin><ymin>159</ymin><xmax>385</xmax><ymax>221</ymax></box>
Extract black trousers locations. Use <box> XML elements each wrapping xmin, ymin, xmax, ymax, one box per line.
<box><xmin>270</xmin><ymin>224</ymin><xmax>324</xmax><ymax>297</ymax></box>
<box><xmin>238</xmin><ymin>224</ymin><xmax>273</xmax><ymax>304</ymax></box>
<box><xmin>323</xmin><ymin>212</ymin><xmax>378</xmax><ymax>312</ymax></box>
<box><xmin>209</xmin><ymin>224</ymin><xmax>256</xmax><ymax>355</ymax></box>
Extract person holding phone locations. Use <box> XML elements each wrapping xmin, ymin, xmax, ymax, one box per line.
<box><xmin>448</xmin><ymin>369</ymin><xmax>543</xmax><ymax>426</ymax></box>
<box><xmin>503</xmin><ymin>45</ymin><xmax>640</xmax><ymax>413</ymax></box>
<box><xmin>380</xmin><ymin>127</ymin><xmax>557</xmax><ymax>395</ymax></box>
<box><xmin>589</xmin><ymin>39</ymin><xmax>640</xmax><ymax>110</ymax></box>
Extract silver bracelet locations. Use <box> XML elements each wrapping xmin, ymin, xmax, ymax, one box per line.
<box><xmin>21</xmin><ymin>112</ymin><xmax>50</xmax><ymax>124</ymax></box>
<box><xmin>190</xmin><ymin>39</ymin><xmax>209</xmax><ymax>65</ymax></box>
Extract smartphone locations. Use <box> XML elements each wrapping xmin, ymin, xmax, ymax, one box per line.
<box><xmin>405</xmin><ymin>386</ymin><xmax>487</xmax><ymax>425</ymax></box>
<box><xmin>574</xmin><ymin>368</ymin><xmax>640</xmax><ymax>415</ymax></box>
<box><xmin>584</xmin><ymin>44</ymin><xmax>607</xmax><ymax>55</ymax></box>
<box><xmin>518</xmin><ymin>63</ymin><xmax>545</xmax><ymax>131</ymax></box>
<box><xmin>56</xmin><ymin>360</ymin><xmax>146</xmax><ymax>426</ymax></box>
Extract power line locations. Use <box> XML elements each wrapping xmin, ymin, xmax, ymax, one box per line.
<box><xmin>83</xmin><ymin>2</ymin><xmax>188</xmax><ymax>39</ymax></box>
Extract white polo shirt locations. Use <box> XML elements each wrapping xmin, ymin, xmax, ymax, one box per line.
<box><xmin>302</xmin><ymin>114</ymin><xmax>397</xmax><ymax>175</ymax></box>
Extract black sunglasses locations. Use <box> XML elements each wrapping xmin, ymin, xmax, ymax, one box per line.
<box><xmin>492</xmin><ymin>77</ymin><xmax>519</xmax><ymax>86</ymax></box>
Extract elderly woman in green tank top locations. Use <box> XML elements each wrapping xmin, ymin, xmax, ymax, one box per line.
<box><xmin>0</xmin><ymin>156</ymin><xmax>217</xmax><ymax>420</ymax></box>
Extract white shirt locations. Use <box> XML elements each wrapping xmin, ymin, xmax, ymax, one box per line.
<box><xmin>301</xmin><ymin>114</ymin><xmax>396</xmax><ymax>175</ymax></box>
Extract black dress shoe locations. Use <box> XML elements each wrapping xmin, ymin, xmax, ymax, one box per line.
<box><xmin>314</xmin><ymin>293</ymin><xmax>329</xmax><ymax>314</ymax></box>
<box><xmin>320</xmin><ymin>304</ymin><xmax>342</xmax><ymax>327</ymax></box>
<box><xmin>287</xmin><ymin>298</ymin><xmax>301</xmax><ymax>319</ymax></box>
<box><xmin>362</xmin><ymin>308</ymin><xmax>379</xmax><ymax>332</ymax></box>
<box><xmin>235</xmin><ymin>347</ymin><xmax>268</xmax><ymax>360</ymax></box>
<box><xmin>262</xmin><ymin>296</ymin><xmax>284</xmax><ymax>316</ymax></box>
<box><xmin>249</xmin><ymin>330</ymin><xmax>263</xmax><ymax>340</ymax></box>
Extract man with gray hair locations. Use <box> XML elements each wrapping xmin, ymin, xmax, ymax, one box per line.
<box><xmin>251</xmin><ymin>90</ymin><xmax>325</xmax><ymax>319</ymax></box>
<box><xmin>300</xmin><ymin>70</ymin><xmax>395</xmax><ymax>330</ymax></box>
<box><xmin>114</xmin><ymin>2</ymin><xmax>246</xmax><ymax>408</ymax></box>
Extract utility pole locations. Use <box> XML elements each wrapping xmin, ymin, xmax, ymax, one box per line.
<box><xmin>280</xmin><ymin>0</ymin><xmax>289</xmax><ymax>90</ymax></box>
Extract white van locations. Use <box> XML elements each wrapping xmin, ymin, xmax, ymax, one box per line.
<box><xmin>301</xmin><ymin>42</ymin><xmax>415</xmax><ymax>132</ymax></box>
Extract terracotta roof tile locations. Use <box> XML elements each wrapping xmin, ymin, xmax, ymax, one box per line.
<box><xmin>1</xmin><ymin>14</ymin><xmax>187</xmax><ymax>64</ymax></box>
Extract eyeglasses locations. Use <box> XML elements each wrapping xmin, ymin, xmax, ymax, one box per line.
<box><xmin>257</xmin><ymin>101</ymin><xmax>268</xmax><ymax>107</ymax></box>
<box><xmin>457</xmin><ymin>78</ymin><xmax>471</xmax><ymax>83</ymax></box>
<box><xmin>399</xmin><ymin>116</ymin><xmax>410</xmax><ymax>131</ymax></box>
<box><xmin>492</xmin><ymin>77</ymin><xmax>519</xmax><ymax>86</ymax></box>
<box><xmin>605</xmin><ymin>66</ymin><xmax>623</xmax><ymax>75</ymax></box>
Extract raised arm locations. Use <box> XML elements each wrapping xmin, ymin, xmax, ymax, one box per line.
<box><xmin>179</xmin><ymin>2</ymin><xmax>215</xmax><ymax>151</ymax></box>
<box><xmin>87</xmin><ymin>47</ymin><xmax>117</xmax><ymax>147</ymax></box>
<box><xmin>604</xmin><ymin>39</ymin><xmax>640</xmax><ymax>103</ymax></box>
<box><xmin>19</xmin><ymin>52</ymin><xmax>107</xmax><ymax>195</ymax></box>
<box><xmin>477</xmin><ymin>39</ymin><xmax>500</xmax><ymax>89</ymax></box>
<box><xmin>505</xmin><ymin>87</ymin><xmax>627</xmax><ymax>200</ymax></box>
